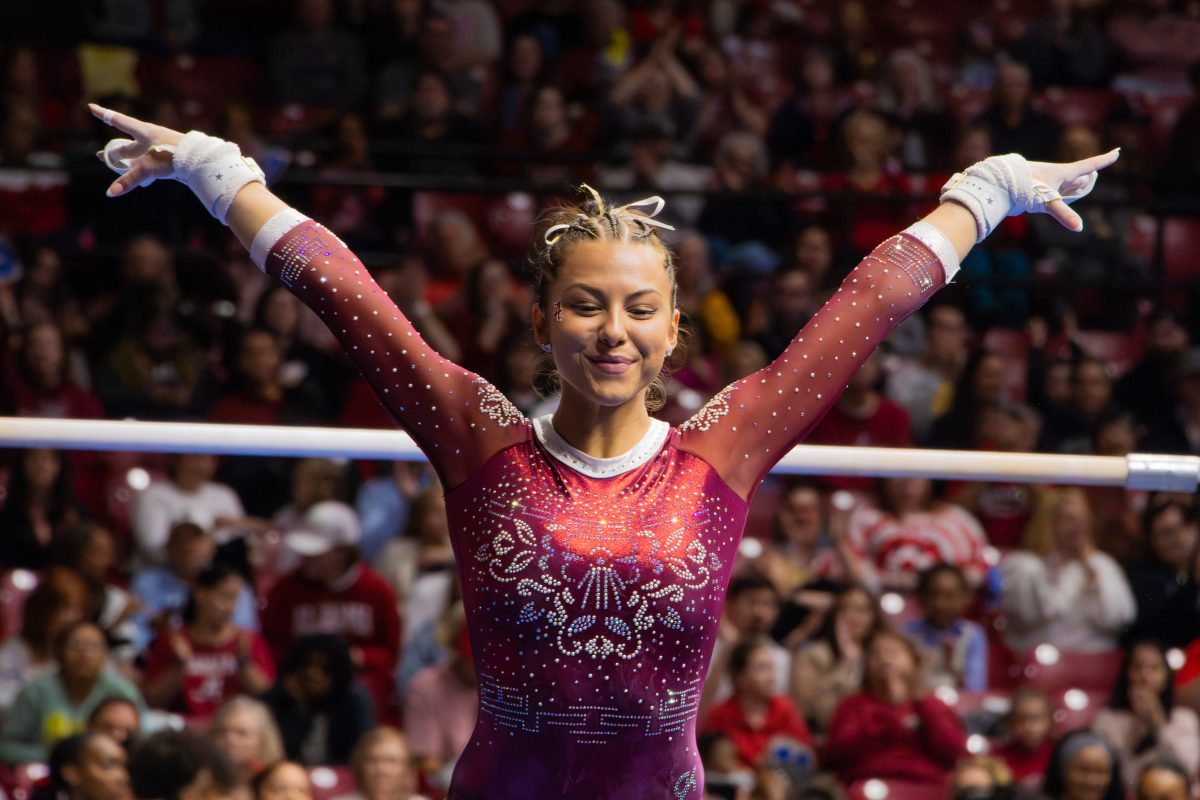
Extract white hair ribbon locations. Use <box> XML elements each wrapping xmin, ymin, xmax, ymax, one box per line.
<box><xmin>542</xmin><ymin>195</ymin><xmax>675</xmax><ymax>246</ymax></box>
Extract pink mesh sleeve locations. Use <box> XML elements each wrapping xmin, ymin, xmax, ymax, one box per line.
<box><xmin>677</xmin><ymin>232</ymin><xmax>945</xmax><ymax>500</ymax></box>
<box><xmin>264</xmin><ymin>221</ymin><xmax>527</xmax><ymax>490</ymax></box>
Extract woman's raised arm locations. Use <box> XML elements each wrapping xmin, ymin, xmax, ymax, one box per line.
<box><xmin>678</xmin><ymin>150</ymin><xmax>1121</xmax><ymax>501</ymax></box>
<box><xmin>90</xmin><ymin>105</ymin><xmax>527</xmax><ymax>490</ymax></box>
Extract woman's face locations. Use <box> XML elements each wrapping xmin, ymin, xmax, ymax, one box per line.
<box><xmin>777</xmin><ymin>487</ymin><xmax>822</xmax><ymax>545</ymax></box>
<box><xmin>23</xmin><ymin>447</ymin><xmax>60</xmax><ymax>491</ymax></box>
<box><xmin>865</xmin><ymin>634</ymin><xmax>915</xmax><ymax>693</ymax></box>
<box><xmin>1128</xmin><ymin>643</ymin><xmax>1169</xmax><ymax>695</ymax></box>
<box><xmin>531</xmin><ymin>86</ymin><xmax>567</xmax><ymax>131</ymax></box>
<box><xmin>1073</xmin><ymin>362</ymin><xmax>1112</xmax><ymax>416</ymax></box>
<box><xmin>510</xmin><ymin>35</ymin><xmax>543</xmax><ymax>82</ymax></box>
<box><xmin>1063</xmin><ymin>744</ymin><xmax>1112</xmax><ymax>800</ymax></box>
<box><xmin>261</xmin><ymin>289</ymin><xmax>300</xmax><ymax>337</ymax></box>
<box><xmin>534</xmin><ymin>241</ymin><xmax>679</xmax><ymax>411</ymax></box>
<box><xmin>837</xmin><ymin>589</ymin><xmax>876</xmax><ymax>641</ymax></box>
<box><xmin>24</xmin><ymin>322</ymin><xmax>64</xmax><ymax>384</ymax></box>
<box><xmin>89</xmin><ymin>701</ymin><xmax>140</xmax><ymax>746</ymax></box>
<box><xmin>60</xmin><ymin>625</ymin><xmax>107</xmax><ymax>682</ymax></box>
<box><xmin>953</xmin><ymin>764</ymin><xmax>996</xmax><ymax>794</ymax></box>
<box><xmin>974</xmin><ymin>355</ymin><xmax>1007</xmax><ymax>403</ymax></box>
<box><xmin>734</xmin><ymin>646</ymin><xmax>778</xmax><ymax>699</ymax></box>
<box><xmin>212</xmin><ymin>707</ymin><xmax>263</xmax><ymax>768</ymax></box>
<box><xmin>70</xmin><ymin>734</ymin><xmax>133</xmax><ymax>800</ymax></box>
<box><xmin>357</xmin><ymin>736</ymin><xmax>411</xmax><ymax>799</ymax></box>
<box><xmin>1052</xmin><ymin>492</ymin><xmax>1093</xmax><ymax>555</ymax></box>
<box><xmin>257</xmin><ymin>763</ymin><xmax>311</xmax><ymax>800</ymax></box>
<box><xmin>195</xmin><ymin>576</ymin><xmax>243</xmax><ymax>627</ymax></box>
<box><xmin>79</xmin><ymin>529</ymin><xmax>115</xmax><ymax>581</ymax></box>
<box><xmin>1149</xmin><ymin>506</ymin><xmax>1199</xmax><ymax>572</ymax></box>
<box><xmin>1137</xmin><ymin>767</ymin><xmax>1190</xmax><ymax>800</ymax></box>
<box><xmin>883</xmin><ymin>477</ymin><xmax>930</xmax><ymax>513</ymax></box>
<box><xmin>1009</xmin><ymin>696</ymin><xmax>1052</xmax><ymax>749</ymax></box>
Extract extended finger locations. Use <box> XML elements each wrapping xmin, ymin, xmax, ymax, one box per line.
<box><xmin>88</xmin><ymin>103</ymin><xmax>149</xmax><ymax>140</ymax></box>
<box><xmin>106</xmin><ymin>160</ymin><xmax>158</xmax><ymax>197</ymax></box>
<box><xmin>1047</xmin><ymin>198</ymin><xmax>1083</xmax><ymax>232</ymax></box>
<box><xmin>1070</xmin><ymin>148</ymin><xmax>1120</xmax><ymax>178</ymax></box>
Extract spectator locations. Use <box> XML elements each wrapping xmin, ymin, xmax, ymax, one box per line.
<box><xmin>974</xmin><ymin>61</ymin><xmax>1060</xmax><ymax>161</ymax></box>
<box><xmin>697</xmin><ymin>131</ymin><xmax>788</xmax><ymax>248</ymax></box>
<box><xmin>355</xmin><ymin>461</ymin><xmax>435</xmax><ymax>564</ymax></box>
<box><xmin>1012</xmin><ymin>0</ymin><xmax>1113</xmax><ymax>87</ymax></box>
<box><xmin>87</xmin><ymin>697</ymin><xmax>141</xmax><ymax>750</ymax></box>
<box><xmin>1042</xmin><ymin>359</ymin><xmax>1120</xmax><ymax>455</ymax></box>
<box><xmin>807</xmin><ymin>352</ymin><xmax>913</xmax><ymax>493</ymax></box>
<box><xmin>35</xmin><ymin>732</ymin><xmax>133</xmax><ymax>800</ymax></box>
<box><xmin>885</xmin><ymin>304</ymin><xmax>971</xmax><ymax>444</ymax></box>
<box><xmin>1093</xmin><ymin>641</ymin><xmax>1200</xmax><ymax>786</ymax></box>
<box><xmin>210</xmin><ymin>696</ymin><xmax>286</xmax><ymax>792</ymax></box>
<box><xmin>1115</xmin><ymin>307</ymin><xmax>1191</xmax><ymax>426</ymax></box>
<box><xmin>3</xmin><ymin>320</ymin><xmax>103</xmax><ymax>420</ymax></box>
<box><xmin>748</xmin><ymin>483</ymin><xmax>857</xmax><ymax>597</ymax></box>
<box><xmin>272</xmin><ymin>458</ymin><xmax>347</xmax><ymax>534</ymax></box>
<box><xmin>375</xmin><ymin>485</ymin><xmax>454</xmax><ymax>650</ymax></box>
<box><xmin>705</xmin><ymin>573</ymin><xmax>787</xmax><ymax>711</ymax></box>
<box><xmin>144</xmin><ymin>564</ymin><xmax>275</xmax><ymax>721</ymax></box>
<box><xmin>0</xmin><ymin>570</ymin><xmax>89</xmax><ymax>711</ymax></box>
<box><xmin>1134</xmin><ymin>759</ymin><xmax>1192</xmax><ymax>800</ymax></box>
<box><xmin>874</xmin><ymin>49</ymin><xmax>955</xmax><ymax>172</ymax></box>
<box><xmin>767</xmin><ymin>46</ymin><xmax>846</xmax><ymax>172</ymax></box>
<box><xmin>251</xmin><ymin>761</ymin><xmax>312</xmax><ymax>800</ymax></box>
<box><xmin>821</xmin><ymin>108</ymin><xmax>915</xmax><ymax>258</ymax></box>
<box><xmin>48</xmin><ymin>523</ymin><xmax>140</xmax><ymax>666</ymax></box>
<box><xmin>703</xmin><ymin>639</ymin><xmax>812</xmax><ymax>769</ymax></box>
<box><xmin>404</xmin><ymin>608</ymin><xmax>475</xmax><ymax>790</ymax></box>
<box><xmin>948</xmin><ymin>402</ymin><xmax>1045</xmax><ymax>551</ymax></box>
<box><xmin>268</xmin><ymin>0</ymin><xmax>368</xmax><ymax>109</ymax></box>
<box><xmin>843</xmin><ymin>478</ymin><xmax>989</xmax><ymax>590</ymax></box>
<box><xmin>131</xmin><ymin>453</ymin><xmax>246</xmax><ymax>566</ymax></box>
<box><xmin>793</xmin><ymin>584</ymin><xmax>882</xmax><ymax>730</ymax></box>
<box><xmin>822</xmin><ymin>628</ymin><xmax>967</xmax><ymax>788</ymax></box>
<box><xmin>261</xmin><ymin>501</ymin><xmax>400</xmax><ymax>720</ymax></box>
<box><xmin>1040</xmin><ymin>730</ymin><xmax>1123</xmax><ymax>800</ymax></box>
<box><xmin>950</xmin><ymin>756</ymin><xmax>1025</xmax><ymax>800</ymax></box>
<box><xmin>903</xmin><ymin>563</ymin><xmax>988</xmax><ymax>692</ymax></box>
<box><xmin>929</xmin><ymin>351</ymin><xmax>1010</xmax><ymax>450</ymax></box>
<box><xmin>434</xmin><ymin>258</ymin><xmax>525</xmax><ymax>381</ymax></box>
<box><xmin>751</xmin><ymin>265</ymin><xmax>815</xmax><ymax>362</ymax></box>
<box><xmin>996</xmin><ymin>687</ymin><xmax>1057</xmax><ymax>785</ymax></box>
<box><xmin>129</xmin><ymin>730</ymin><xmax>239</xmax><ymax>800</ymax></box>
<box><xmin>604</xmin><ymin>33</ymin><xmax>700</xmax><ymax>158</ymax></box>
<box><xmin>338</xmin><ymin>726</ymin><xmax>427</xmax><ymax>800</ymax></box>
<box><xmin>1142</xmin><ymin>349</ymin><xmax>1200</xmax><ymax>456</ymax></box>
<box><xmin>209</xmin><ymin>329</ymin><xmax>325</xmax><ymax>428</ymax></box>
<box><xmin>0</xmin><ymin>447</ymin><xmax>86</xmax><ymax>570</ymax></box>
<box><xmin>251</xmin><ymin>285</ymin><xmax>342</xmax><ymax>421</ymax></box>
<box><xmin>489</xmin><ymin>32</ymin><xmax>549</xmax><ymax>135</ymax></box>
<box><xmin>697</xmin><ymin>731</ymin><xmax>755</xmax><ymax>800</ymax></box>
<box><xmin>131</xmin><ymin>521</ymin><xmax>260</xmax><ymax>653</ymax></box>
<box><xmin>1001</xmin><ymin>488</ymin><xmax>1137</xmax><ymax>655</ymax></box>
<box><xmin>0</xmin><ymin>621</ymin><xmax>143</xmax><ymax>764</ymax></box>
<box><xmin>264</xmin><ymin>636</ymin><xmax>375</xmax><ymax>766</ymax></box>
<box><xmin>380</xmin><ymin>70</ymin><xmax>487</xmax><ymax>177</ymax></box>
<box><xmin>1126</xmin><ymin>498</ymin><xmax>1200</xmax><ymax>649</ymax></box>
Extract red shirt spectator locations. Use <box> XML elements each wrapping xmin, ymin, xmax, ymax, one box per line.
<box><xmin>822</xmin><ymin>629</ymin><xmax>966</xmax><ymax>787</ymax></box>
<box><xmin>143</xmin><ymin>563</ymin><xmax>274</xmax><ymax>721</ymax></box>
<box><xmin>261</xmin><ymin>501</ymin><xmax>401</xmax><ymax>721</ymax></box>
<box><xmin>703</xmin><ymin>640</ymin><xmax>811</xmax><ymax>768</ymax></box>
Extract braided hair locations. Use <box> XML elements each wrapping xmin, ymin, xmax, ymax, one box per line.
<box><xmin>529</xmin><ymin>184</ymin><xmax>687</xmax><ymax>412</ymax></box>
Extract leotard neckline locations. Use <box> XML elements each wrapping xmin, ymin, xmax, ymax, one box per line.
<box><xmin>531</xmin><ymin>413</ymin><xmax>671</xmax><ymax>478</ymax></box>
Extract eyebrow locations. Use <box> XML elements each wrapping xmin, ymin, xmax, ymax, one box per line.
<box><xmin>564</xmin><ymin>284</ymin><xmax>663</xmax><ymax>300</ymax></box>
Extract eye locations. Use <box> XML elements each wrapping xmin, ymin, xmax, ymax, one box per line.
<box><xmin>629</xmin><ymin>307</ymin><xmax>657</xmax><ymax>318</ymax></box>
<box><xmin>570</xmin><ymin>304</ymin><xmax>600</xmax><ymax>314</ymax></box>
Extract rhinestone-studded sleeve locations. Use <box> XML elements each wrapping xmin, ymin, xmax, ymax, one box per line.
<box><xmin>678</xmin><ymin>232</ymin><xmax>943</xmax><ymax>500</ymax></box>
<box><xmin>264</xmin><ymin>221</ymin><xmax>527</xmax><ymax>490</ymax></box>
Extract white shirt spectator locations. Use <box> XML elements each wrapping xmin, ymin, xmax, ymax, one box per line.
<box><xmin>131</xmin><ymin>479</ymin><xmax>244</xmax><ymax>565</ymax></box>
<box><xmin>1000</xmin><ymin>550</ymin><xmax>1137</xmax><ymax>654</ymax></box>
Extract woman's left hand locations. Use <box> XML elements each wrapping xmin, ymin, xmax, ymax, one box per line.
<box><xmin>1026</xmin><ymin>149</ymin><xmax>1121</xmax><ymax>232</ymax></box>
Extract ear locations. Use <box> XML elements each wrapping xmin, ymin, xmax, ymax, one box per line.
<box><xmin>531</xmin><ymin>302</ymin><xmax>547</xmax><ymax>346</ymax></box>
<box><xmin>669</xmin><ymin>308</ymin><xmax>681</xmax><ymax>352</ymax></box>
<box><xmin>62</xmin><ymin>763</ymin><xmax>81</xmax><ymax>788</ymax></box>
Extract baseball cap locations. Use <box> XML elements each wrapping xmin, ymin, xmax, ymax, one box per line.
<box><xmin>284</xmin><ymin>501</ymin><xmax>362</xmax><ymax>557</ymax></box>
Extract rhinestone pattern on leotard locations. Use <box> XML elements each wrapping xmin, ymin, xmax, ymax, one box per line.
<box><xmin>264</xmin><ymin>220</ymin><xmax>947</xmax><ymax>799</ymax></box>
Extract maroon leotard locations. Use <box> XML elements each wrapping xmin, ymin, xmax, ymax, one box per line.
<box><xmin>265</xmin><ymin>222</ymin><xmax>945</xmax><ymax>798</ymax></box>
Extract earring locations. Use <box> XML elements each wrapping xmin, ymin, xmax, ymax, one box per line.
<box><xmin>553</xmin><ymin>300</ymin><xmax>563</xmax><ymax>323</ymax></box>
<box><xmin>665</xmin><ymin>347</ymin><xmax>674</xmax><ymax>356</ymax></box>
<box><xmin>541</xmin><ymin>343</ymin><xmax>552</xmax><ymax>353</ymax></box>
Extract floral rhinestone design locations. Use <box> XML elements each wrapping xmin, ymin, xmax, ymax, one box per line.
<box><xmin>474</xmin><ymin>515</ymin><xmax>722</xmax><ymax>660</ymax></box>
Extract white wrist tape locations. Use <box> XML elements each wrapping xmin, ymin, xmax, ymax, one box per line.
<box><xmin>940</xmin><ymin>153</ymin><xmax>1101</xmax><ymax>243</ymax></box>
<box><xmin>171</xmin><ymin>131</ymin><xmax>266</xmax><ymax>224</ymax></box>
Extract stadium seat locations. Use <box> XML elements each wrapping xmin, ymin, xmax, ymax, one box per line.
<box><xmin>1017</xmin><ymin>647</ymin><xmax>1123</xmax><ymax>696</ymax></box>
<box><xmin>1050</xmin><ymin>688</ymin><xmax>1108</xmax><ymax>735</ymax></box>
<box><xmin>1161</xmin><ymin>217</ymin><xmax>1200</xmax><ymax>280</ymax></box>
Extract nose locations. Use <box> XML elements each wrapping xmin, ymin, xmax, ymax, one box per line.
<box><xmin>598</xmin><ymin>310</ymin><xmax>626</xmax><ymax>347</ymax></box>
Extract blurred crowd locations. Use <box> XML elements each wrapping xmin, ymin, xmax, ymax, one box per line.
<box><xmin>2</xmin><ymin>0</ymin><xmax>1200</xmax><ymax>799</ymax></box>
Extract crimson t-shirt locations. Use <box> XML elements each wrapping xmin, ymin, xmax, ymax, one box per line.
<box><xmin>144</xmin><ymin>627</ymin><xmax>275</xmax><ymax>719</ymax></box>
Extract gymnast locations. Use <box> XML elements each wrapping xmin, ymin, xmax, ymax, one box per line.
<box><xmin>90</xmin><ymin>101</ymin><xmax>1117</xmax><ymax>799</ymax></box>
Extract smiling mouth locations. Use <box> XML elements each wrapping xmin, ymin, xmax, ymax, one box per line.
<box><xmin>587</xmin><ymin>356</ymin><xmax>634</xmax><ymax>374</ymax></box>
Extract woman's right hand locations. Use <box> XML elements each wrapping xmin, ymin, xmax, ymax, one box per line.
<box><xmin>88</xmin><ymin>103</ymin><xmax>185</xmax><ymax>197</ymax></box>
